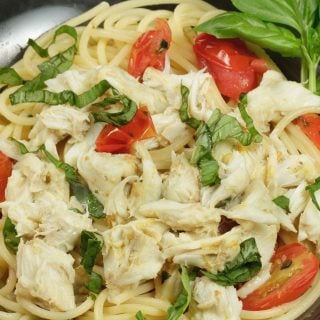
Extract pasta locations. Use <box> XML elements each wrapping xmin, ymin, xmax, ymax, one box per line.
<box><xmin>0</xmin><ymin>1</ymin><xmax>320</xmax><ymax>320</ymax></box>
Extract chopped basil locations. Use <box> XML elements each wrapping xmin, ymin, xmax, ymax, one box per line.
<box><xmin>136</xmin><ymin>311</ymin><xmax>146</xmax><ymax>320</ymax></box>
<box><xmin>93</xmin><ymin>88</ymin><xmax>138</xmax><ymax>126</ymax></box>
<box><xmin>272</xmin><ymin>195</ymin><xmax>290</xmax><ymax>212</ymax></box>
<box><xmin>10</xmin><ymin>79</ymin><xmax>110</xmax><ymax>108</ymax></box>
<box><xmin>306</xmin><ymin>177</ymin><xmax>320</xmax><ymax>211</ymax></box>
<box><xmin>203</xmin><ymin>237</ymin><xmax>262</xmax><ymax>286</ymax></box>
<box><xmin>0</xmin><ymin>68</ymin><xmax>24</xmax><ymax>86</ymax></box>
<box><xmin>166</xmin><ymin>266</ymin><xmax>195</xmax><ymax>320</ymax></box>
<box><xmin>9</xmin><ymin>137</ymin><xmax>31</xmax><ymax>154</ymax></box>
<box><xmin>3</xmin><ymin>217</ymin><xmax>20</xmax><ymax>253</ymax></box>
<box><xmin>182</xmin><ymin>88</ymin><xmax>261</xmax><ymax>186</ymax></box>
<box><xmin>28</xmin><ymin>25</ymin><xmax>78</xmax><ymax>58</ymax></box>
<box><xmin>179</xmin><ymin>85</ymin><xmax>202</xmax><ymax>130</ymax></box>
<box><xmin>85</xmin><ymin>271</ymin><xmax>103</xmax><ymax>295</ymax></box>
<box><xmin>80</xmin><ymin>231</ymin><xmax>104</xmax><ymax>274</ymax></box>
<box><xmin>40</xmin><ymin>146</ymin><xmax>105</xmax><ymax>219</ymax></box>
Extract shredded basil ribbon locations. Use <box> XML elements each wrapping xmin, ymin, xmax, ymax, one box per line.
<box><xmin>166</xmin><ymin>266</ymin><xmax>195</xmax><ymax>320</ymax></box>
<box><xmin>136</xmin><ymin>311</ymin><xmax>147</xmax><ymax>320</ymax></box>
<box><xmin>306</xmin><ymin>177</ymin><xmax>320</xmax><ymax>211</ymax></box>
<box><xmin>180</xmin><ymin>85</ymin><xmax>261</xmax><ymax>186</ymax></box>
<box><xmin>273</xmin><ymin>195</ymin><xmax>290</xmax><ymax>212</ymax></box>
<box><xmin>203</xmin><ymin>237</ymin><xmax>262</xmax><ymax>286</ymax></box>
<box><xmin>0</xmin><ymin>68</ymin><xmax>24</xmax><ymax>86</ymax></box>
<box><xmin>28</xmin><ymin>25</ymin><xmax>78</xmax><ymax>58</ymax></box>
<box><xmin>3</xmin><ymin>217</ymin><xmax>20</xmax><ymax>253</ymax></box>
<box><xmin>40</xmin><ymin>145</ymin><xmax>105</xmax><ymax>219</ymax></box>
<box><xmin>80</xmin><ymin>231</ymin><xmax>104</xmax><ymax>296</ymax></box>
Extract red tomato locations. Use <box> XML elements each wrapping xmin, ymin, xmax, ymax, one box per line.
<box><xmin>0</xmin><ymin>152</ymin><xmax>13</xmax><ymax>202</ymax></box>
<box><xmin>128</xmin><ymin>18</ymin><xmax>172</xmax><ymax>79</ymax></box>
<box><xmin>242</xmin><ymin>243</ymin><xmax>319</xmax><ymax>311</ymax></box>
<box><xmin>193</xmin><ymin>33</ymin><xmax>268</xmax><ymax>101</ymax></box>
<box><xmin>294</xmin><ymin>114</ymin><xmax>320</xmax><ymax>149</ymax></box>
<box><xmin>95</xmin><ymin>106</ymin><xmax>157</xmax><ymax>154</ymax></box>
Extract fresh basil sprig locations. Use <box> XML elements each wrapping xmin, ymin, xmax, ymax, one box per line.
<box><xmin>202</xmin><ymin>237</ymin><xmax>262</xmax><ymax>286</ymax></box>
<box><xmin>40</xmin><ymin>146</ymin><xmax>105</xmax><ymax>219</ymax></box>
<box><xmin>86</xmin><ymin>271</ymin><xmax>103</xmax><ymax>295</ymax></box>
<box><xmin>3</xmin><ymin>217</ymin><xmax>20</xmax><ymax>253</ymax></box>
<box><xmin>273</xmin><ymin>195</ymin><xmax>290</xmax><ymax>212</ymax></box>
<box><xmin>166</xmin><ymin>266</ymin><xmax>195</xmax><ymax>320</ymax></box>
<box><xmin>306</xmin><ymin>177</ymin><xmax>320</xmax><ymax>211</ymax></box>
<box><xmin>28</xmin><ymin>25</ymin><xmax>78</xmax><ymax>58</ymax></box>
<box><xmin>195</xmin><ymin>0</ymin><xmax>320</xmax><ymax>93</ymax></box>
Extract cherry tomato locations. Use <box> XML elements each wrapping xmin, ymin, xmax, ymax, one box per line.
<box><xmin>294</xmin><ymin>114</ymin><xmax>320</xmax><ymax>149</ymax></box>
<box><xmin>128</xmin><ymin>18</ymin><xmax>172</xmax><ymax>79</ymax></box>
<box><xmin>242</xmin><ymin>243</ymin><xmax>319</xmax><ymax>311</ymax></box>
<box><xmin>193</xmin><ymin>33</ymin><xmax>268</xmax><ymax>101</ymax></box>
<box><xmin>95</xmin><ymin>106</ymin><xmax>157</xmax><ymax>154</ymax></box>
<box><xmin>0</xmin><ymin>152</ymin><xmax>13</xmax><ymax>202</ymax></box>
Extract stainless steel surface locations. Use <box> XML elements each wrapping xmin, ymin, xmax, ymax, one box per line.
<box><xmin>0</xmin><ymin>0</ymin><xmax>318</xmax><ymax>318</ymax></box>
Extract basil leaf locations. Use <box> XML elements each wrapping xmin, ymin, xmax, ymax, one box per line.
<box><xmin>136</xmin><ymin>311</ymin><xmax>146</xmax><ymax>320</ymax></box>
<box><xmin>93</xmin><ymin>92</ymin><xmax>138</xmax><ymax>126</ymax></box>
<box><xmin>85</xmin><ymin>271</ymin><xmax>103</xmax><ymax>295</ymax></box>
<box><xmin>166</xmin><ymin>266</ymin><xmax>195</xmax><ymax>320</ymax></box>
<box><xmin>306</xmin><ymin>177</ymin><xmax>320</xmax><ymax>211</ymax></box>
<box><xmin>195</xmin><ymin>12</ymin><xmax>302</xmax><ymax>58</ymax></box>
<box><xmin>28</xmin><ymin>25</ymin><xmax>78</xmax><ymax>58</ymax></box>
<box><xmin>3</xmin><ymin>217</ymin><xmax>20</xmax><ymax>253</ymax></box>
<box><xmin>10</xmin><ymin>79</ymin><xmax>110</xmax><ymax>108</ymax></box>
<box><xmin>273</xmin><ymin>195</ymin><xmax>290</xmax><ymax>212</ymax></box>
<box><xmin>231</xmin><ymin>0</ymin><xmax>318</xmax><ymax>31</ymax></box>
<box><xmin>203</xmin><ymin>237</ymin><xmax>262</xmax><ymax>286</ymax></box>
<box><xmin>41</xmin><ymin>146</ymin><xmax>105</xmax><ymax>219</ymax></box>
<box><xmin>9</xmin><ymin>137</ymin><xmax>31</xmax><ymax>154</ymax></box>
<box><xmin>0</xmin><ymin>68</ymin><xmax>24</xmax><ymax>86</ymax></box>
<box><xmin>80</xmin><ymin>231</ymin><xmax>103</xmax><ymax>273</ymax></box>
<box><xmin>199</xmin><ymin>157</ymin><xmax>220</xmax><ymax>186</ymax></box>
<box><xmin>179</xmin><ymin>85</ymin><xmax>202</xmax><ymax>130</ymax></box>
<box><xmin>238</xmin><ymin>94</ymin><xmax>262</xmax><ymax>145</ymax></box>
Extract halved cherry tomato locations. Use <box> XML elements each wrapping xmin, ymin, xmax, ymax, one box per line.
<box><xmin>242</xmin><ymin>243</ymin><xmax>319</xmax><ymax>311</ymax></box>
<box><xmin>193</xmin><ymin>33</ymin><xmax>268</xmax><ymax>101</ymax></box>
<box><xmin>95</xmin><ymin>106</ymin><xmax>157</xmax><ymax>154</ymax></box>
<box><xmin>294</xmin><ymin>114</ymin><xmax>320</xmax><ymax>149</ymax></box>
<box><xmin>128</xmin><ymin>18</ymin><xmax>172</xmax><ymax>79</ymax></box>
<box><xmin>0</xmin><ymin>152</ymin><xmax>13</xmax><ymax>202</ymax></box>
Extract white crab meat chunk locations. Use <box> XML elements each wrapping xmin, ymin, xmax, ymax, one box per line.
<box><xmin>139</xmin><ymin>199</ymin><xmax>220</xmax><ymax>232</ymax></box>
<box><xmin>28</xmin><ymin>105</ymin><xmax>90</xmax><ymax>154</ymax></box>
<box><xmin>247</xmin><ymin>70</ymin><xmax>320</xmax><ymax>133</ymax></box>
<box><xmin>16</xmin><ymin>239</ymin><xmax>75</xmax><ymax>311</ymax></box>
<box><xmin>143</xmin><ymin>68</ymin><xmax>230</xmax><ymax>117</ymax></box>
<box><xmin>299</xmin><ymin>191</ymin><xmax>320</xmax><ymax>254</ymax></box>
<box><xmin>129</xmin><ymin>143</ymin><xmax>162</xmax><ymax>212</ymax></box>
<box><xmin>3</xmin><ymin>153</ymin><xmax>69</xmax><ymax>204</ymax></box>
<box><xmin>3</xmin><ymin>195</ymin><xmax>92</xmax><ymax>252</ymax></box>
<box><xmin>190</xmin><ymin>277</ymin><xmax>242</xmax><ymax>320</ymax></box>
<box><xmin>77</xmin><ymin>149</ymin><xmax>138</xmax><ymax>206</ymax></box>
<box><xmin>103</xmin><ymin>219</ymin><xmax>167</xmax><ymax>291</ymax></box>
<box><xmin>163</xmin><ymin>154</ymin><xmax>200</xmax><ymax>203</ymax></box>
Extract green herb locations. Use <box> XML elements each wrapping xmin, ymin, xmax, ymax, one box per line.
<box><xmin>0</xmin><ymin>68</ymin><xmax>24</xmax><ymax>86</ymax></box>
<box><xmin>40</xmin><ymin>146</ymin><xmax>105</xmax><ymax>219</ymax></box>
<box><xmin>273</xmin><ymin>195</ymin><xmax>290</xmax><ymax>212</ymax></box>
<box><xmin>28</xmin><ymin>25</ymin><xmax>78</xmax><ymax>58</ymax></box>
<box><xmin>85</xmin><ymin>271</ymin><xmax>103</xmax><ymax>295</ymax></box>
<box><xmin>179</xmin><ymin>85</ymin><xmax>202</xmax><ymax>130</ymax></box>
<box><xmin>10</xmin><ymin>79</ymin><xmax>110</xmax><ymax>108</ymax></box>
<box><xmin>3</xmin><ymin>217</ymin><xmax>20</xmax><ymax>253</ymax></box>
<box><xmin>136</xmin><ymin>311</ymin><xmax>146</xmax><ymax>320</ymax></box>
<box><xmin>9</xmin><ymin>137</ymin><xmax>31</xmax><ymax>154</ymax></box>
<box><xmin>202</xmin><ymin>237</ymin><xmax>262</xmax><ymax>286</ymax></box>
<box><xmin>195</xmin><ymin>0</ymin><xmax>320</xmax><ymax>93</ymax></box>
<box><xmin>93</xmin><ymin>88</ymin><xmax>138</xmax><ymax>126</ymax></box>
<box><xmin>166</xmin><ymin>266</ymin><xmax>195</xmax><ymax>320</ymax></box>
<box><xmin>306</xmin><ymin>177</ymin><xmax>320</xmax><ymax>210</ymax></box>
